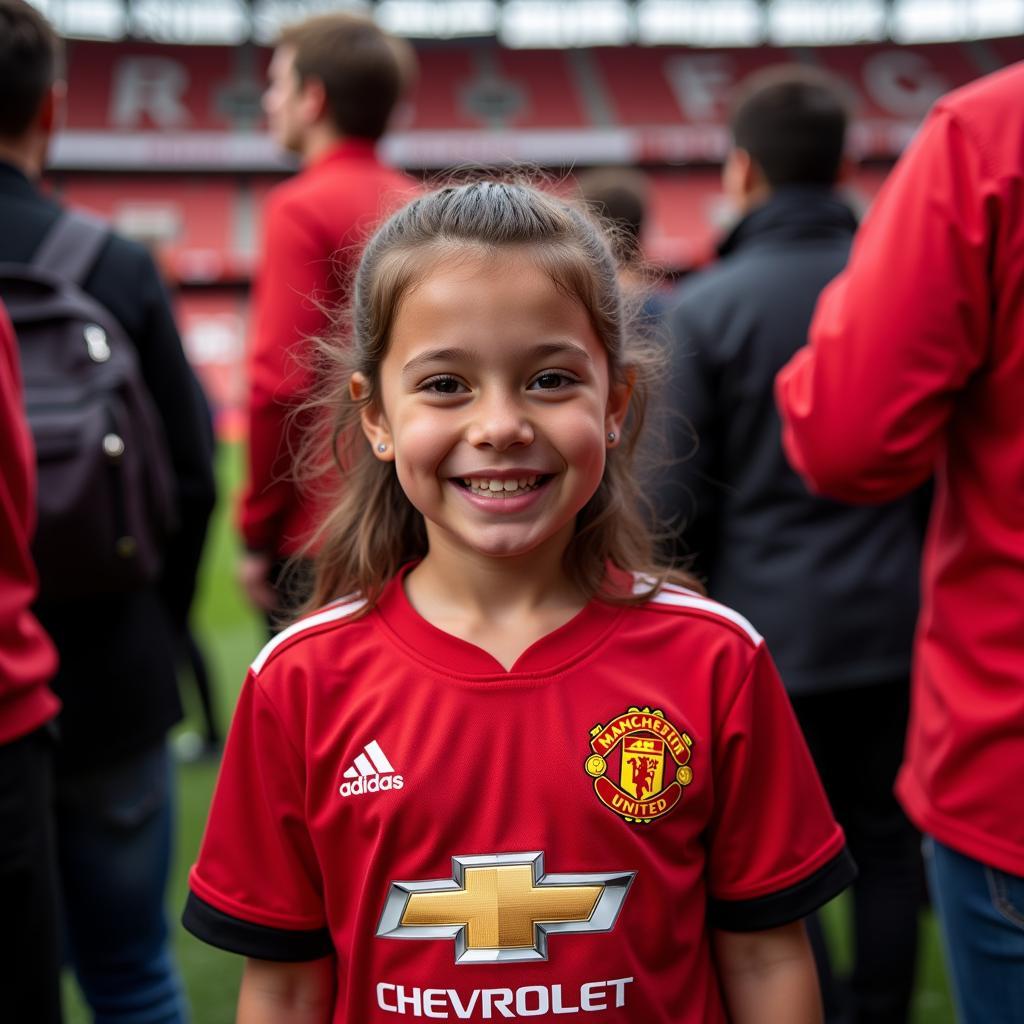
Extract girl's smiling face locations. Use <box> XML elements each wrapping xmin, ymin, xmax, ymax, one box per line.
<box><xmin>358</xmin><ymin>248</ymin><xmax>631</xmax><ymax>567</ymax></box>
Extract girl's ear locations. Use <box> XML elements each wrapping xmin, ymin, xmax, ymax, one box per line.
<box><xmin>605</xmin><ymin>368</ymin><xmax>635</xmax><ymax>448</ymax></box>
<box><xmin>351</xmin><ymin>372</ymin><xmax>395</xmax><ymax>462</ymax></box>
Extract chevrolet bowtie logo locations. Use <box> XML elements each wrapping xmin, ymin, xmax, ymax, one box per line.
<box><xmin>376</xmin><ymin>852</ymin><xmax>635</xmax><ymax>964</ymax></box>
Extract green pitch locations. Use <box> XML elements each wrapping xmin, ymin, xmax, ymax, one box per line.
<box><xmin>63</xmin><ymin>443</ymin><xmax>955</xmax><ymax>1022</ymax></box>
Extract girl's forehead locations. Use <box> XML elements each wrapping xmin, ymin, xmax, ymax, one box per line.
<box><xmin>385</xmin><ymin>249</ymin><xmax>609</xmax><ymax>371</ymax></box>
<box><xmin>396</xmin><ymin>250</ymin><xmax>586</xmax><ymax>329</ymax></box>
<box><xmin>406</xmin><ymin>242</ymin><xmax>544</xmax><ymax>286</ymax></box>
<box><xmin>399</xmin><ymin>243</ymin><xmax>597</xmax><ymax>319</ymax></box>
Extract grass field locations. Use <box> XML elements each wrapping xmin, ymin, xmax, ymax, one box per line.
<box><xmin>64</xmin><ymin>443</ymin><xmax>955</xmax><ymax>1022</ymax></box>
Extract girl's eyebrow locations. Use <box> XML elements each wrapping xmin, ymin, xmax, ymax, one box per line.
<box><xmin>401</xmin><ymin>347</ymin><xmax>465</xmax><ymax>379</ymax></box>
<box><xmin>401</xmin><ymin>341</ymin><xmax>592</xmax><ymax>380</ymax></box>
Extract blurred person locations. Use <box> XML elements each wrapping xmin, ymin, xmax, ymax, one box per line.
<box><xmin>578</xmin><ymin>168</ymin><xmax>669</xmax><ymax>336</ymax></box>
<box><xmin>175</xmin><ymin>632</ymin><xmax>222</xmax><ymax>763</ymax></box>
<box><xmin>577</xmin><ymin>167</ymin><xmax>648</xmax><ymax>270</ymax></box>
<box><xmin>176</xmin><ymin>385</ymin><xmax>223</xmax><ymax>763</ymax></box>
<box><xmin>0</xmin><ymin>2</ymin><xmax>215</xmax><ymax>1021</ymax></box>
<box><xmin>655</xmin><ymin>66</ymin><xmax>924</xmax><ymax>1024</ymax></box>
<box><xmin>239</xmin><ymin>12</ymin><xmax>417</xmax><ymax>627</ymax></box>
<box><xmin>0</xmin><ymin>298</ymin><xmax>62</xmax><ymax>1024</ymax></box>
<box><xmin>777</xmin><ymin>62</ymin><xmax>1024</xmax><ymax>1024</ymax></box>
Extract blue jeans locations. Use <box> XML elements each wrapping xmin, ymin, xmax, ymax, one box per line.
<box><xmin>56</xmin><ymin>743</ymin><xmax>189</xmax><ymax>1023</ymax></box>
<box><xmin>924</xmin><ymin>836</ymin><xmax>1024</xmax><ymax>1023</ymax></box>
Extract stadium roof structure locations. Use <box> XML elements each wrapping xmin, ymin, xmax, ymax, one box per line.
<box><xmin>29</xmin><ymin>0</ymin><xmax>1024</xmax><ymax>48</ymax></box>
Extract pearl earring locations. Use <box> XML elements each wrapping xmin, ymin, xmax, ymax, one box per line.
<box><xmin>377</xmin><ymin>443</ymin><xmax>388</xmax><ymax>453</ymax></box>
<box><xmin>607</xmin><ymin>432</ymin><xmax>617</xmax><ymax>443</ymax></box>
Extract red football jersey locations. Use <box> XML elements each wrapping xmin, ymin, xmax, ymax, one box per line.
<box><xmin>186</xmin><ymin>568</ymin><xmax>853</xmax><ymax>1022</ymax></box>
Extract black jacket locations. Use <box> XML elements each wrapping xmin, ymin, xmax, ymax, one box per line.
<box><xmin>0</xmin><ymin>161</ymin><xmax>216</xmax><ymax>768</ymax></box>
<box><xmin>656</xmin><ymin>187</ymin><xmax>924</xmax><ymax>694</ymax></box>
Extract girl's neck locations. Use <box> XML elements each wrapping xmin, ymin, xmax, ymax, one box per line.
<box><xmin>410</xmin><ymin>528</ymin><xmax>584</xmax><ymax>619</ymax></box>
<box><xmin>403</xmin><ymin>530</ymin><xmax>588</xmax><ymax>669</ymax></box>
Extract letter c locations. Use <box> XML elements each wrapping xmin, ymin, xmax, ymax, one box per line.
<box><xmin>378</xmin><ymin>982</ymin><xmax>398</xmax><ymax>1012</ymax></box>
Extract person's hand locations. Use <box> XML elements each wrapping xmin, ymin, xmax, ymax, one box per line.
<box><xmin>239</xmin><ymin>551</ymin><xmax>277</xmax><ymax>613</ymax></box>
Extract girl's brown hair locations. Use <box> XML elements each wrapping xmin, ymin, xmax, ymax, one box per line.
<box><xmin>300</xmin><ymin>179</ymin><xmax>700</xmax><ymax>613</ymax></box>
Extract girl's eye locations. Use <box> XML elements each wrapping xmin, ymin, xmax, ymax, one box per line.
<box><xmin>423</xmin><ymin>375</ymin><xmax>466</xmax><ymax>395</ymax></box>
<box><xmin>530</xmin><ymin>372</ymin><xmax>576</xmax><ymax>391</ymax></box>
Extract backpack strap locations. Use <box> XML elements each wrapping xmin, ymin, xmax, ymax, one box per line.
<box><xmin>32</xmin><ymin>210</ymin><xmax>111</xmax><ymax>286</ymax></box>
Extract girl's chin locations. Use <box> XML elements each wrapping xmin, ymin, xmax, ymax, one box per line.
<box><xmin>426</xmin><ymin>525</ymin><xmax>576</xmax><ymax>565</ymax></box>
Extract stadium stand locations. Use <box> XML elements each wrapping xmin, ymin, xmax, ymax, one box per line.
<box><xmin>45</xmin><ymin>36</ymin><xmax>1017</xmax><ymax>431</ymax></box>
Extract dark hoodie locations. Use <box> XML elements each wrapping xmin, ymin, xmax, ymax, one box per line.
<box><xmin>655</xmin><ymin>187</ymin><xmax>925</xmax><ymax>694</ymax></box>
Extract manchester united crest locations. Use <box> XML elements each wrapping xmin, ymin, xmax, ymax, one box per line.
<box><xmin>584</xmin><ymin>707</ymin><xmax>693</xmax><ymax>824</ymax></box>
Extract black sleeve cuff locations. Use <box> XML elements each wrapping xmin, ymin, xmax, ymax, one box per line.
<box><xmin>183</xmin><ymin>891</ymin><xmax>333</xmax><ymax>962</ymax></box>
<box><xmin>708</xmin><ymin>846</ymin><xmax>857</xmax><ymax>932</ymax></box>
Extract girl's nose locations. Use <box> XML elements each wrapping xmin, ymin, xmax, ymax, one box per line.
<box><xmin>466</xmin><ymin>397</ymin><xmax>534</xmax><ymax>451</ymax></box>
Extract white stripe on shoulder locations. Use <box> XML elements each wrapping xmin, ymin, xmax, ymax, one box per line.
<box><xmin>636</xmin><ymin>576</ymin><xmax>763</xmax><ymax>645</ymax></box>
<box><xmin>250</xmin><ymin>596</ymin><xmax>367</xmax><ymax>676</ymax></box>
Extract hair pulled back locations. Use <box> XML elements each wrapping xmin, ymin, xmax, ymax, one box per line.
<box><xmin>301</xmin><ymin>179</ymin><xmax>698</xmax><ymax>613</ymax></box>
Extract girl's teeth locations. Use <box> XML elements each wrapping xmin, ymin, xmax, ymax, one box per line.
<box><xmin>462</xmin><ymin>476</ymin><xmax>542</xmax><ymax>495</ymax></box>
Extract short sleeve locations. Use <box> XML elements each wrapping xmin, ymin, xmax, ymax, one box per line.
<box><xmin>706</xmin><ymin>643</ymin><xmax>856</xmax><ymax>931</ymax></box>
<box><xmin>183</xmin><ymin>670</ymin><xmax>333</xmax><ymax>961</ymax></box>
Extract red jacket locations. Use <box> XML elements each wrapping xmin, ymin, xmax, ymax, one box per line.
<box><xmin>0</xmin><ymin>300</ymin><xmax>58</xmax><ymax>745</ymax></box>
<box><xmin>240</xmin><ymin>140</ymin><xmax>415</xmax><ymax>558</ymax></box>
<box><xmin>776</xmin><ymin>62</ymin><xmax>1024</xmax><ymax>876</ymax></box>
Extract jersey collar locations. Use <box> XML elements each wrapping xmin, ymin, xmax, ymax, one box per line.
<box><xmin>372</xmin><ymin>563</ymin><xmax>627</xmax><ymax>679</ymax></box>
<box><xmin>309</xmin><ymin>138</ymin><xmax>381</xmax><ymax>171</ymax></box>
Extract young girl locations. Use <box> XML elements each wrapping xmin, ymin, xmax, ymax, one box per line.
<box><xmin>184</xmin><ymin>181</ymin><xmax>854</xmax><ymax>1023</ymax></box>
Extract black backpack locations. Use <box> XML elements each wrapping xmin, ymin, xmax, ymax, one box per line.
<box><xmin>0</xmin><ymin>211</ymin><xmax>178</xmax><ymax>600</ymax></box>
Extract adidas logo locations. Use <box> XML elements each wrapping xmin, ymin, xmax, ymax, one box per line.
<box><xmin>339</xmin><ymin>740</ymin><xmax>404</xmax><ymax>798</ymax></box>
